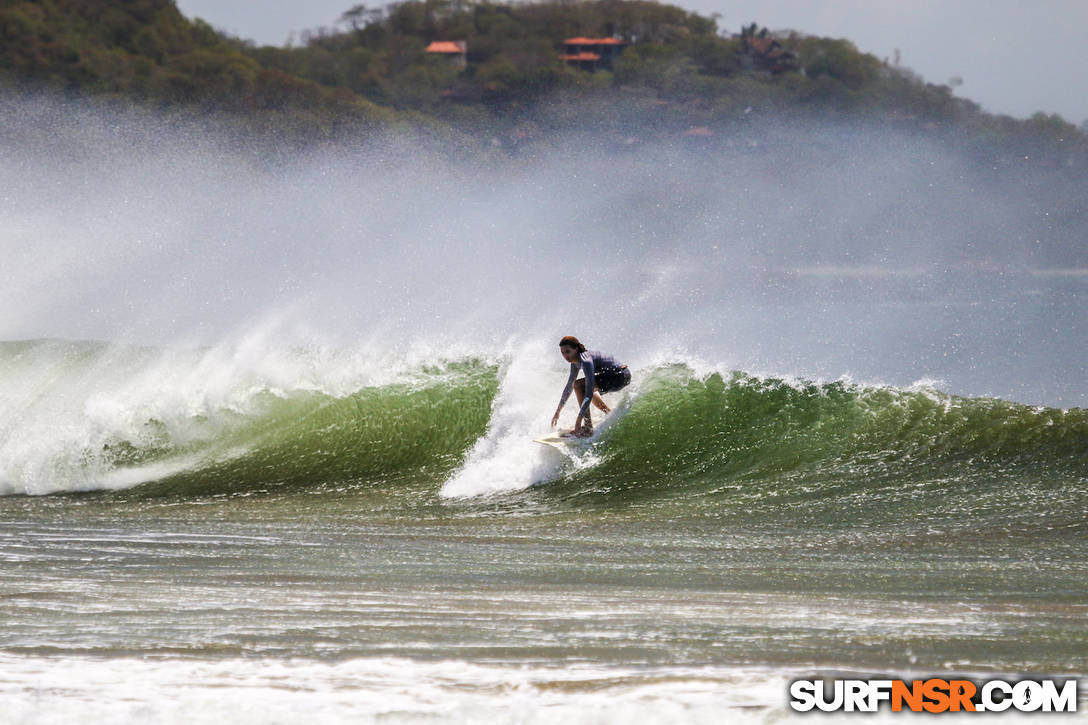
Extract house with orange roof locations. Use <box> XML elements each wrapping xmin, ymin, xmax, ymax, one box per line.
<box><xmin>425</xmin><ymin>40</ymin><xmax>467</xmax><ymax>69</ymax></box>
<box><xmin>560</xmin><ymin>36</ymin><xmax>627</xmax><ymax>71</ymax></box>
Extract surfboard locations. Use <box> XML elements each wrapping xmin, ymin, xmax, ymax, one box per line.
<box><xmin>533</xmin><ymin>432</ymin><xmax>593</xmax><ymax>448</ymax></box>
<box><xmin>533</xmin><ymin>434</ymin><xmax>567</xmax><ymax>447</ymax></box>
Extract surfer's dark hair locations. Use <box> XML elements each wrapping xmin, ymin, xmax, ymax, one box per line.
<box><xmin>559</xmin><ymin>336</ymin><xmax>585</xmax><ymax>353</ymax></box>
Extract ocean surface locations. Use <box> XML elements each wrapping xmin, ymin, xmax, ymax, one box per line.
<box><xmin>2</xmin><ymin>101</ymin><xmax>1087</xmax><ymax>721</ymax></box>
<box><xmin>1</xmin><ymin>337</ymin><xmax>1086</xmax><ymax>722</ymax></box>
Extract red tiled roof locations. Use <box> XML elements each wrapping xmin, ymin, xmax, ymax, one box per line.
<box><xmin>425</xmin><ymin>40</ymin><xmax>466</xmax><ymax>53</ymax></box>
<box><xmin>560</xmin><ymin>52</ymin><xmax>601</xmax><ymax>62</ymax></box>
<box><xmin>564</xmin><ymin>37</ymin><xmax>625</xmax><ymax>45</ymax></box>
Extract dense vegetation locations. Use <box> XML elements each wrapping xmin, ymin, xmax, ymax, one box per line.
<box><xmin>1</xmin><ymin>0</ymin><xmax>1085</xmax><ymax>163</ymax></box>
<box><xmin>0</xmin><ymin>0</ymin><xmax>397</xmax><ymax>137</ymax></box>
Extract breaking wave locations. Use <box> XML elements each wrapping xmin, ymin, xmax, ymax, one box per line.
<box><xmin>2</xmin><ymin>340</ymin><xmax>1084</xmax><ymax>516</ymax></box>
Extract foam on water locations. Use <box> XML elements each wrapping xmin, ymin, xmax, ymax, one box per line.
<box><xmin>1</xmin><ymin>655</ymin><xmax>800</xmax><ymax>725</ymax></box>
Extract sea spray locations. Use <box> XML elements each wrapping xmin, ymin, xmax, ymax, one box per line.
<box><xmin>2</xmin><ymin>95</ymin><xmax>1085</xmax><ymax>409</ymax></box>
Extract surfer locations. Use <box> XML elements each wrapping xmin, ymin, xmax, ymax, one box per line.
<box><xmin>551</xmin><ymin>336</ymin><xmax>631</xmax><ymax>437</ymax></box>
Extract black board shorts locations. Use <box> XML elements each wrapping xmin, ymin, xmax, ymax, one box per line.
<box><xmin>594</xmin><ymin>366</ymin><xmax>631</xmax><ymax>394</ymax></box>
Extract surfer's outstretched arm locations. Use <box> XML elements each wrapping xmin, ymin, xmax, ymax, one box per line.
<box><xmin>551</xmin><ymin>363</ymin><xmax>579</xmax><ymax>427</ymax></box>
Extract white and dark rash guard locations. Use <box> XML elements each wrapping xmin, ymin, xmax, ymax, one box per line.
<box><xmin>557</xmin><ymin>349</ymin><xmax>621</xmax><ymax>419</ymax></box>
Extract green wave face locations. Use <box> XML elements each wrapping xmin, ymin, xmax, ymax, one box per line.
<box><xmin>115</xmin><ymin>363</ymin><xmax>500</xmax><ymax>497</ymax></box>
<box><xmin>0</xmin><ymin>340</ymin><xmax>501</xmax><ymax>497</ymax></box>
<box><xmin>544</xmin><ymin>367</ymin><xmax>1088</xmax><ymax>526</ymax></box>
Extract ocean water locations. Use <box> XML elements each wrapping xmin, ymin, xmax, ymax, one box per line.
<box><xmin>2</xmin><ymin>99</ymin><xmax>1087</xmax><ymax>721</ymax></box>
<box><xmin>2</xmin><ymin>340</ymin><xmax>1086</xmax><ymax>722</ymax></box>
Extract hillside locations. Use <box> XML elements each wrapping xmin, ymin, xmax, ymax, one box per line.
<box><xmin>1</xmin><ymin>0</ymin><xmax>1085</xmax><ymax>164</ymax></box>
<box><xmin>0</xmin><ymin>0</ymin><xmax>397</xmax><ymax>137</ymax></box>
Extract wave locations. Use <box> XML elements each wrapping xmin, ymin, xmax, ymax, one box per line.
<box><xmin>535</xmin><ymin>368</ymin><xmax>1088</xmax><ymax>526</ymax></box>
<box><xmin>1</xmin><ymin>340</ymin><xmax>1084</xmax><ymax>507</ymax></box>
<box><xmin>0</xmin><ymin>339</ymin><xmax>497</xmax><ymax>496</ymax></box>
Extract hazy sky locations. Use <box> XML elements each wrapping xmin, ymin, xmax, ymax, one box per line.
<box><xmin>176</xmin><ymin>0</ymin><xmax>1088</xmax><ymax>123</ymax></box>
